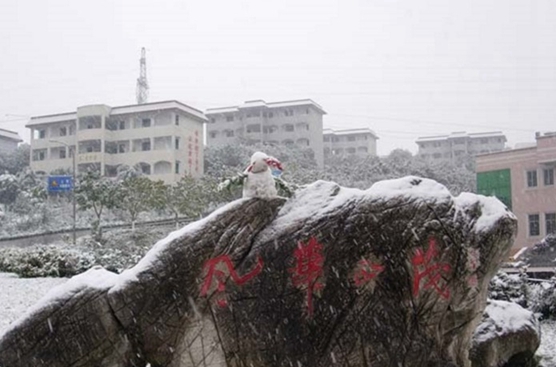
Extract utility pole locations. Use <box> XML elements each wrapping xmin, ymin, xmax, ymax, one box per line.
<box><xmin>136</xmin><ymin>47</ymin><xmax>149</xmax><ymax>104</ymax></box>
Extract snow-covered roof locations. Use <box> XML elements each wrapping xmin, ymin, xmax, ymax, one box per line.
<box><xmin>416</xmin><ymin>131</ymin><xmax>506</xmax><ymax>143</ymax></box>
<box><xmin>0</xmin><ymin>128</ymin><xmax>22</xmax><ymax>142</ymax></box>
<box><xmin>324</xmin><ymin>128</ymin><xmax>379</xmax><ymax>139</ymax></box>
<box><xmin>26</xmin><ymin>100</ymin><xmax>207</xmax><ymax>127</ymax></box>
<box><xmin>206</xmin><ymin>99</ymin><xmax>326</xmax><ymax>115</ymax></box>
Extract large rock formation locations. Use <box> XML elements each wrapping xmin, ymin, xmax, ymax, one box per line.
<box><xmin>469</xmin><ymin>300</ymin><xmax>541</xmax><ymax>367</ymax></box>
<box><xmin>0</xmin><ymin>177</ymin><xmax>517</xmax><ymax>367</ymax></box>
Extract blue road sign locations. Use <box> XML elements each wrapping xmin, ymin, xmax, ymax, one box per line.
<box><xmin>48</xmin><ymin>175</ymin><xmax>73</xmax><ymax>193</ymax></box>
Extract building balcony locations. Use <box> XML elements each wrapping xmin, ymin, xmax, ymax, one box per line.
<box><xmin>77</xmin><ymin>128</ymin><xmax>105</xmax><ymax>141</ymax></box>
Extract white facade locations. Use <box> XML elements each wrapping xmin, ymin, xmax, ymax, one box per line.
<box><xmin>206</xmin><ymin>99</ymin><xmax>326</xmax><ymax>167</ymax></box>
<box><xmin>323</xmin><ymin>128</ymin><xmax>378</xmax><ymax>158</ymax></box>
<box><xmin>26</xmin><ymin>101</ymin><xmax>207</xmax><ymax>183</ymax></box>
<box><xmin>416</xmin><ymin>131</ymin><xmax>506</xmax><ymax>163</ymax></box>
<box><xmin>0</xmin><ymin>128</ymin><xmax>22</xmax><ymax>154</ymax></box>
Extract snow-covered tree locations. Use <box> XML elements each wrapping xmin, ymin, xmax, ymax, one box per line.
<box><xmin>0</xmin><ymin>144</ymin><xmax>30</xmax><ymax>174</ymax></box>
<box><xmin>117</xmin><ymin>176</ymin><xmax>166</xmax><ymax>230</ymax></box>
<box><xmin>0</xmin><ymin>174</ymin><xmax>19</xmax><ymax>209</ymax></box>
<box><xmin>75</xmin><ymin>171</ymin><xmax>120</xmax><ymax>241</ymax></box>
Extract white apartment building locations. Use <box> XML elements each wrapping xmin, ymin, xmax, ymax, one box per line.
<box><xmin>26</xmin><ymin>101</ymin><xmax>207</xmax><ymax>183</ymax></box>
<box><xmin>0</xmin><ymin>128</ymin><xmax>22</xmax><ymax>154</ymax></box>
<box><xmin>323</xmin><ymin>128</ymin><xmax>378</xmax><ymax>158</ymax></box>
<box><xmin>416</xmin><ymin>131</ymin><xmax>506</xmax><ymax>163</ymax></box>
<box><xmin>205</xmin><ymin>99</ymin><xmax>326</xmax><ymax>167</ymax></box>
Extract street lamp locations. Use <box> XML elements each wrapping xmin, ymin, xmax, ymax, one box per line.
<box><xmin>50</xmin><ymin>140</ymin><xmax>77</xmax><ymax>245</ymax></box>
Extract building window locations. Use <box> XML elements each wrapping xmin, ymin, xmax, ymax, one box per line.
<box><xmin>210</xmin><ymin>118</ymin><xmax>215</xmax><ymax>123</ymax></box>
<box><xmin>433</xmin><ymin>153</ymin><xmax>442</xmax><ymax>159</ymax></box>
<box><xmin>118</xmin><ymin>144</ymin><xmax>126</xmax><ymax>153</ymax></box>
<box><xmin>142</xmin><ymin>118</ymin><xmax>151</xmax><ymax>128</ymax></box>
<box><xmin>546</xmin><ymin>213</ymin><xmax>556</xmax><ymax>235</ymax></box>
<box><xmin>175</xmin><ymin>138</ymin><xmax>180</xmax><ymax>150</ymax></box>
<box><xmin>69</xmin><ymin>125</ymin><xmax>75</xmax><ymax>135</ymax></box>
<box><xmin>175</xmin><ymin>115</ymin><xmax>180</xmax><ymax>126</ymax></box>
<box><xmin>348</xmin><ymin>136</ymin><xmax>356</xmax><ymax>142</ymax></box>
<box><xmin>36</xmin><ymin>129</ymin><xmax>46</xmax><ymax>139</ymax></box>
<box><xmin>226</xmin><ymin>115</ymin><xmax>234</xmax><ymax>122</ymax></box>
<box><xmin>268</xmin><ymin>112</ymin><xmax>274</xmax><ymax>118</ymax></box>
<box><xmin>480</xmin><ymin>138</ymin><xmax>488</xmax><ymax>144</ymax></box>
<box><xmin>59</xmin><ymin>127</ymin><xmax>67</xmax><ymax>136</ymax></box>
<box><xmin>225</xmin><ymin>130</ymin><xmax>234</xmax><ymax>137</ymax></box>
<box><xmin>529</xmin><ymin>214</ymin><xmax>540</xmax><ymax>236</ymax></box>
<box><xmin>246</xmin><ymin>124</ymin><xmax>261</xmax><ymax>133</ymax></box>
<box><xmin>306</xmin><ymin>108</ymin><xmax>310</xmax><ymax>114</ymax></box>
<box><xmin>86</xmin><ymin>146</ymin><xmax>94</xmax><ymax>153</ymax></box>
<box><xmin>175</xmin><ymin>161</ymin><xmax>180</xmax><ymax>174</ymax></box>
<box><xmin>59</xmin><ymin>149</ymin><xmax>66</xmax><ymax>159</ymax></box>
<box><xmin>323</xmin><ymin>136</ymin><xmax>330</xmax><ymax>142</ymax></box>
<box><xmin>284</xmin><ymin>109</ymin><xmax>294</xmax><ymax>117</ymax></box>
<box><xmin>209</xmin><ymin>131</ymin><xmax>217</xmax><ymax>139</ymax></box>
<box><xmin>544</xmin><ymin>168</ymin><xmax>554</xmax><ymax>186</ymax></box>
<box><xmin>526</xmin><ymin>170</ymin><xmax>538</xmax><ymax>187</ymax></box>
<box><xmin>347</xmin><ymin>147</ymin><xmax>356</xmax><ymax>154</ymax></box>
<box><xmin>142</xmin><ymin>140</ymin><xmax>151</xmax><ymax>151</ymax></box>
<box><xmin>119</xmin><ymin>121</ymin><xmax>126</xmax><ymax>130</ymax></box>
<box><xmin>284</xmin><ymin>124</ymin><xmax>294</xmax><ymax>132</ymax></box>
<box><xmin>32</xmin><ymin>150</ymin><xmax>46</xmax><ymax>161</ymax></box>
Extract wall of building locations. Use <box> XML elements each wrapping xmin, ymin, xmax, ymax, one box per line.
<box><xmin>29</xmin><ymin>106</ymin><xmax>204</xmax><ymax>183</ymax></box>
<box><xmin>476</xmin><ymin>134</ymin><xmax>556</xmax><ymax>249</ymax></box>
<box><xmin>207</xmin><ymin>105</ymin><xmax>324</xmax><ymax>167</ymax></box>
<box><xmin>323</xmin><ymin>132</ymin><xmax>378</xmax><ymax>158</ymax></box>
<box><xmin>0</xmin><ymin>137</ymin><xmax>20</xmax><ymax>154</ymax></box>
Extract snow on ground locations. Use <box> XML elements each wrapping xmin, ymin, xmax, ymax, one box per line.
<box><xmin>0</xmin><ymin>272</ymin><xmax>555</xmax><ymax>366</ymax></box>
<box><xmin>0</xmin><ymin>273</ymin><xmax>67</xmax><ymax>332</ymax></box>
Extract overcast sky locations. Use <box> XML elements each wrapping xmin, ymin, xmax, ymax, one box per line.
<box><xmin>1</xmin><ymin>0</ymin><xmax>555</xmax><ymax>155</ymax></box>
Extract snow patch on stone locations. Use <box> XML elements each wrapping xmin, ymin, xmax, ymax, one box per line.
<box><xmin>455</xmin><ymin>192</ymin><xmax>515</xmax><ymax>233</ymax></box>
<box><xmin>367</xmin><ymin>176</ymin><xmax>451</xmax><ymax>203</ymax></box>
<box><xmin>474</xmin><ymin>300</ymin><xmax>539</xmax><ymax>343</ymax></box>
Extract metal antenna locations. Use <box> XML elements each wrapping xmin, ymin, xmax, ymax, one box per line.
<box><xmin>136</xmin><ymin>47</ymin><xmax>149</xmax><ymax>104</ymax></box>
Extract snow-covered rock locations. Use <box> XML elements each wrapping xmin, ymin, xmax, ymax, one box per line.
<box><xmin>470</xmin><ymin>300</ymin><xmax>541</xmax><ymax>367</ymax></box>
<box><xmin>0</xmin><ymin>177</ymin><xmax>517</xmax><ymax>367</ymax></box>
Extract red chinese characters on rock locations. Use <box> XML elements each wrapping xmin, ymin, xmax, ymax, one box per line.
<box><xmin>289</xmin><ymin>237</ymin><xmax>325</xmax><ymax>317</ymax></box>
<box><xmin>412</xmin><ymin>238</ymin><xmax>451</xmax><ymax>300</ymax></box>
<box><xmin>200</xmin><ymin>255</ymin><xmax>264</xmax><ymax>307</ymax></box>
<box><xmin>353</xmin><ymin>259</ymin><xmax>385</xmax><ymax>287</ymax></box>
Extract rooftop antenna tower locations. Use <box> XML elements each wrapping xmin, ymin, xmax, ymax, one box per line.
<box><xmin>136</xmin><ymin>47</ymin><xmax>149</xmax><ymax>104</ymax></box>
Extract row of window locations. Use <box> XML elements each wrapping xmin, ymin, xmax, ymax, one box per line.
<box><xmin>528</xmin><ymin>213</ymin><xmax>556</xmax><ymax>237</ymax></box>
<box><xmin>324</xmin><ymin>146</ymin><xmax>369</xmax><ymax>155</ymax></box>
<box><xmin>34</xmin><ymin>116</ymin><xmax>182</xmax><ymax>139</ymax></box>
<box><xmin>526</xmin><ymin>168</ymin><xmax>555</xmax><ymax>187</ymax></box>
<box><xmin>323</xmin><ymin>135</ymin><xmax>370</xmax><ymax>143</ymax></box>
<box><xmin>209</xmin><ymin>108</ymin><xmax>311</xmax><ymax>123</ymax></box>
<box><xmin>419</xmin><ymin>138</ymin><xmax>504</xmax><ymax>149</ymax></box>
<box><xmin>33</xmin><ymin>137</ymin><xmax>183</xmax><ymax>161</ymax></box>
<box><xmin>209</xmin><ymin>123</ymin><xmax>309</xmax><ymax>138</ymax></box>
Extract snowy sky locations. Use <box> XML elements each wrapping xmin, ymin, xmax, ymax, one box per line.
<box><xmin>0</xmin><ymin>0</ymin><xmax>555</xmax><ymax>155</ymax></box>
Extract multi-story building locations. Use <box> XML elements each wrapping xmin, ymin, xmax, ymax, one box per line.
<box><xmin>26</xmin><ymin>101</ymin><xmax>206</xmax><ymax>183</ymax></box>
<box><xmin>205</xmin><ymin>99</ymin><xmax>326</xmax><ymax>167</ymax></box>
<box><xmin>0</xmin><ymin>128</ymin><xmax>22</xmax><ymax>154</ymax></box>
<box><xmin>476</xmin><ymin>132</ymin><xmax>556</xmax><ymax>250</ymax></box>
<box><xmin>416</xmin><ymin>131</ymin><xmax>506</xmax><ymax>163</ymax></box>
<box><xmin>323</xmin><ymin>128</ymin><xmax>378</xmax><ymax>158</ymax></box>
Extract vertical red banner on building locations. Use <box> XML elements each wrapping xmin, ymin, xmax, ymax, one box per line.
<box><xmin>194</xmin><ymin>130</ymin><xmax>199</xmax><ymax>173</ymax></box>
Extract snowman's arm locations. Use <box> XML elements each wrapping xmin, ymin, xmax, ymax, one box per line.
<box><xmin>218</xmin><ymin>173</ymin><xmax>247</xmax><ymax>192</ymax></box>
<box><xmin>274</xmin><ymin>177</ymin><xmax>295</xmax><ymax>197</ymax></box>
